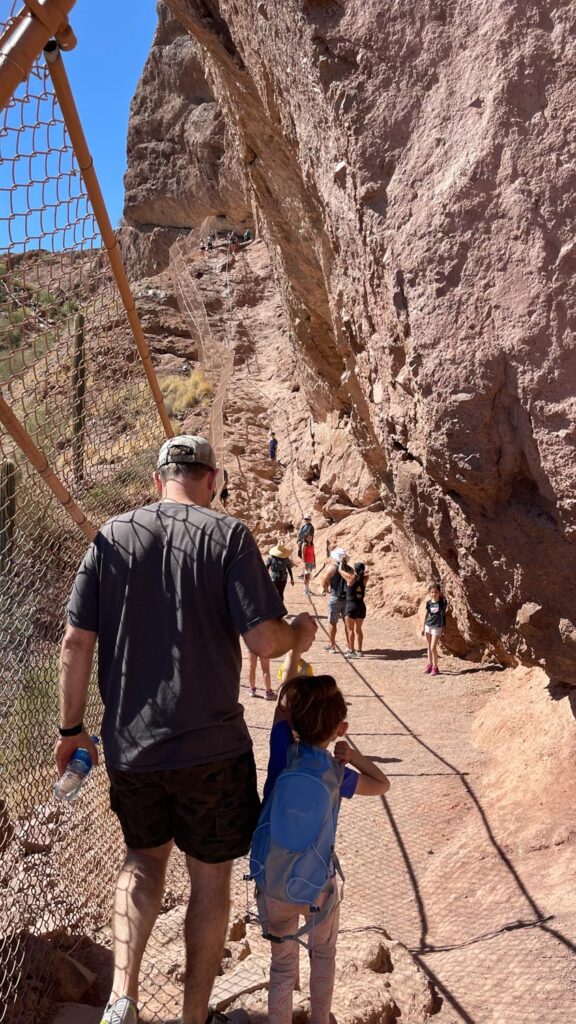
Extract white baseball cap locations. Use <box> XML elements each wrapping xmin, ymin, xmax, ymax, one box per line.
<box><xmin>330</xmin><ymin>547</ymin><xmax>348</xmax><ymax>562</ymax></box>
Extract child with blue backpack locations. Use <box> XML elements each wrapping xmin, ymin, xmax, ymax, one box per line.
<box><xmin>250</xmin><ymin>652</ymin><xmax>390</xmax><ymax>1024</ymax></box>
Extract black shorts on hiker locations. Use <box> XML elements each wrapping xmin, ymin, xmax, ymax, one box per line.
<box><xmin>345</xmin><ymin>601</ymin><xmax>366</xmax><ymax>620</ymax></box>
<box><xmin>107</xmin><ymin>750</ymin><xmax>261</xmax><ymax>862</ymax></box>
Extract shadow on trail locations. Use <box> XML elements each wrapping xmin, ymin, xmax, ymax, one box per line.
<box><xmin>310</xmin><ymin>602</ymin><xmax>576</xmax><ymax>1020</ymax></box>
<box><xmin>361</xmin><ymin>656</ymin><xmax>573</xmax><ymax>951</ymax></box>
<box><xmin>448</xmin><ymin>663</ymin><xmax>505</xmax><ymax>676</ymax></box>
<box><xmin>364</xmin><ymin>647</ymin><xmax>423</xmax><ymax>659</ymax></box>
<box><xmin>413</xmin><ymin>959</ymin><xmax>477</xmax><ymax>1024</ymax></box>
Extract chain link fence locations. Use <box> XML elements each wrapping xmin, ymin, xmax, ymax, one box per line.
<box><xmin>169</xmin><ymin>227</ymin><xmax>234</xmax><ymax>494</ymax></box>
<box><xmin>0</xmin><ymin>7</ymin><xmax>172</xmax><ymax>1020</ymax></box>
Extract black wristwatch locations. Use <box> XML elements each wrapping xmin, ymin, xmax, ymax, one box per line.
<box><xmin>58</xmin><ymin>722</ymin><xmax>84</xmax><ymax>737</ymax></box>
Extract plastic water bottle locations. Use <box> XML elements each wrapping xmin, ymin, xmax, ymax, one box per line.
<box><xmin>54</xmin><ymin>737</ymin><xmax>100</xmax><ymax>803</ymax></box>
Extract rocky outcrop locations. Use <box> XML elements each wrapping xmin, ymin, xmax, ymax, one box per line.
<box><xmin>120</xmin><ymin>3</ymin><xmax>252</xmax><ymax>277</ymax></box>
<box><xmin>126</xmin><ymin>1</ymin><xmax>576</xmax><ymax>683</ymax></box>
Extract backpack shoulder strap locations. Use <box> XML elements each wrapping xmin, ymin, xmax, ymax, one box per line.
<box><xmin>255</xmin><ymin>868</ymin><xmax>344</xmax><ymax>948</ymax></box>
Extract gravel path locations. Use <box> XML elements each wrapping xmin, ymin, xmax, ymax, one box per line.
<box><xmin>235</xmin><ymin>587</ymin><xmax>576</xmax><ymax>1024</ymax></box>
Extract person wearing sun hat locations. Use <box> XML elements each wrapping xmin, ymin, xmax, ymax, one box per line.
<box><xmin>266</xmin><ymin>541</ymin><xmax>294</xmax><ymax>600</ymax></box>
<box><xmin>321</xmin><ymin>547</ymin><xmax>351</xmax><ymax>653</ymax></box>
<box><xmin>57</xmin><ymin>434</ymin><xmax>317</xmax><ymax>1024</ymax></box>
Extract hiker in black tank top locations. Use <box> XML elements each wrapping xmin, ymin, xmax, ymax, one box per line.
<box><xmin>321</xmin><ymin>548</ymin><xmax>349</xmax><ymax>653</ymax></box>
<box><xmin>338</xmin><ymin>562</ymin><xmax>369</xmax><ymax>659</ymax></box>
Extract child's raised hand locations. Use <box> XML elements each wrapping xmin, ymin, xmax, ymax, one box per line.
<box><xmin>334</xmin><ymin>740</ymin><xmax>353</xmax><ymax>764</ymax></box>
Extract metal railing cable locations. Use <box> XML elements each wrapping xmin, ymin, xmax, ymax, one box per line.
<box><xmin>169</xmin><ymin>232</ymin><xmax>234</xmax><ymax>498</ymax></box>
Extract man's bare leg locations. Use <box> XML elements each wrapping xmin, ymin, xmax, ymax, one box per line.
<box><xmin>182</xmin><ymin>857</ymin><xmax>233</xmax><ymax>1024</ymax></box>
<box><xmin>109</xmin><ymin>840</ymin><xmax>173</xmax><ymax>1003</ymax></box>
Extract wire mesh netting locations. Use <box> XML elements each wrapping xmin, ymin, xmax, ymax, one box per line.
<box><xmin>0</xmin><ymin>12</ymin><xmax>171</xmax><ymax>1022</ymax></box>
<box><xmin>5</xmin><ymin>8</ymin><xmax>574</xmax><ymax>1024</ymax></box>
<box><xmin>170</xmin><ymin>226</ymin><xmax>235</xmax><ymax>495</ymax></box>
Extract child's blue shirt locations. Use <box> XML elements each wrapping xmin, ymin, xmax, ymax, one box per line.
<box><xmin>263</xmin><ymin>719</ymin><xmax>359</xmax><ymax>804</ymax></box>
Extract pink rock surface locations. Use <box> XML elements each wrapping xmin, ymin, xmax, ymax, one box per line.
<box><xmin>120</xmin><ymin>3</ymin><xmax>252</xmax><ymax>278</ymax></box>
<box><xmin>125</xmin><ymin>1</ymin><xmax>576</xmax><ymax>682</ymax></box>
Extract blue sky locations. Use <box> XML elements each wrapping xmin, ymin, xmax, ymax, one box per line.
<box><xmin>65</xmin><ymin>0</ymin><xmax>158</xmax><ymax>227</ymax></box>
<box><xmin>0</xmin><ymin>1</ymin><xmax>158</xmax><ymax>250</ymax></box>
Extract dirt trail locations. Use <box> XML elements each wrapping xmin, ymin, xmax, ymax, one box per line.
<box><xmin>55</xmin><ymin>242</ymin><xmax>576</xmax><ymax>1023</ymax></box>
<box><xmin>56</xmin><ymin>599</ymin><xmax>576</xmax><ymax>1024</ymax></box>
<box><xmin>180</xmin><ymin>239</ymin><xmax>576</xmax><ymax>1022</ymax></box>
<box><xmin>240</xmin><ymin>587</ymin><xmax>576</xmax><ymax>1024</ymax></box>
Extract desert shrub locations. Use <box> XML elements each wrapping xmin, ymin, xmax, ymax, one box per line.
<box><xmin>160</xmin><ymin>369</ymin><xmax>213</xmax><ymax>416</ymax></box>
<box><xmin>0</xmin><ymin>307</ymin><xmax>32</xmax><ymax>351</ymax></box>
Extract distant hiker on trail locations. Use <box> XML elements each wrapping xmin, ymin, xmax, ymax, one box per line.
<box><xmin>55</xmin><ymin>433</ymin><xmax>317</xmax><ymax>1024</ymax></box>
<box><xmin>338</xmin><ymin>561</ymin><xmax>368</xmax><ymax>658</ymax></box>
<box><xmin>302</xmin><ymin>535</ymin><xmax>316</xmax><ymax>598</ymax></box>
<box><xmin>321</xmin><ymin>548</ymin><xmax>349</xmax><ymax>653</ymax></box>
<box><xmin>243</xmin><ymin>228</ymin><xmax>252</xmax><ymax>243</ymax></box>
<box><xmin>266</xmin><ymin>542</ymin><xmax>294</xmax><ymax>599</ymax></box>
<box><xmin>268</xmin><ymin>432</ymin><xmax>278</xmax><ymax>462</ymax></box>
<box><xmin>247</xmin><ymin>649</ymin><xmax>275</xmax><ymax>701</ymax></box>
<box><xmin>250</xmin><ymin>647</ymin><xmax>390</xmax><ymax>1024</ymax></box>
<box><xmin>422</xmin><ymin>581</ymin><xmax>448</xmax><ymax>676</ymax></box>
<box><xmin>296</xmin><ymin>513</ymin><xmax>314</xmax><ymax>558</ymax></box>
<box><xmin>297</xmin><ymin>514</ymin><xmax>315</xmax><ymax>596</ymax></box>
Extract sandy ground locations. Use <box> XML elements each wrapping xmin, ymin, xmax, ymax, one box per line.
<box><xmin>52</xmin><ymin>241</ymin><xmax>576</xmax><ymax>1024</ymax></box>
<box><xmin>236</xmin><ymin>587</ymin><xmax>576</xmax><ymax>1024</ymax></box>
<box><xmin>53</xmin><ymin>590</ymin><xmax>576</xmax><ymax>1024</ymax></box>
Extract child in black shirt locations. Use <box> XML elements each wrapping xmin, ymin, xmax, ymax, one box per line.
<box><xmin>422</xmin><ymin>582</ymin><xmax>447</xmax><ymax>676</ymax></box>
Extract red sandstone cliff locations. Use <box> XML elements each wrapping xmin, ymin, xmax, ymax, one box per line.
<box><xmin>123</xmin><ymin>1</ymin><xmax>576</xmax><ymax>684</ymax></box>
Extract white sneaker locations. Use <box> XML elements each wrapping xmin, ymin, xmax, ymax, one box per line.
<box><xmin>100</xmin><ymin>997</ymin><xmax>138</xmax><ymax>1024</ymax></box>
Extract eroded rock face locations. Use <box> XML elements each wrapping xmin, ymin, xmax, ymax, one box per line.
<box><xmin>127</xmin><ymin>1</ymin><xmax>576</xmax><ymax>682</ymax></box>
<box><xmin>120</xmin><ymin>3</ymin><xmax>252</xmax><ymax>277</ymax></box>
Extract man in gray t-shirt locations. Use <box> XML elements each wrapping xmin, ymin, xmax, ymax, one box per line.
<box><xmin>55</xmin><ymin>435</ymin><xmax>317</xmax><ymax>1024</ymax></box>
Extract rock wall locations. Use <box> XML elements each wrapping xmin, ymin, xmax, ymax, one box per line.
<box><xmin>120</xmin><ymin>3</ymin><xmax>252</xmax><ymax>277</ymax></box>
<box><xmin>125</xmin><ymin>0</ymin><xmax>576</xmax><ymax>683</ymax></box>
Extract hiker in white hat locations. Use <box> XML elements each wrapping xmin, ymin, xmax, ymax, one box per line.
<box><xmin>321</xmin><ymin>547</ymin><xmax>351</xmax><ymax>653</ymax></box>
<box><xmin>266</xmin><ymin>542</ymin><xmax>294</xmax><ymax>600</ymax></box>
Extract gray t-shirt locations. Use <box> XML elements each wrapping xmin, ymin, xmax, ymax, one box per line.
<box><xmin>67</xmin><ymin>500</ymin><xmax>286</xmax><ymax>771</ymax></box>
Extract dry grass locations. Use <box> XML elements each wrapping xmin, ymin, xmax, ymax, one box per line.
<box><xmin>160</xmin><ymin>369</ymin><xmax>213</xmax><ymax>416</ymax></box>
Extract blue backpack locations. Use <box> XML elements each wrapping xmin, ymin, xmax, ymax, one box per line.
<box><xmin>249</xmin><ymin>740</ymin><xmax>345</xmax><ymax>943</ymax></box>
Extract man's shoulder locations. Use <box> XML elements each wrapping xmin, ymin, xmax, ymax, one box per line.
<box><xmin>100</xmin><ymin>503</ymin><xmax>247</xmax><ymax>532</ymax></box>
<box><xmin>99</xmin><ymin>502</ymin><xmax>161</xmax><ymax>534</ymax></box>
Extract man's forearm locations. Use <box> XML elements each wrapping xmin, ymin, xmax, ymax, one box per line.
<box><xmin>244</xmin><ymin>617</ymin><xmax>298</xmax><ymax>660</ymax></box>
<box><xmin>59</xmin><ymin>625</ymin><xmax>97</xmax><ymax>727</ymax></box>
